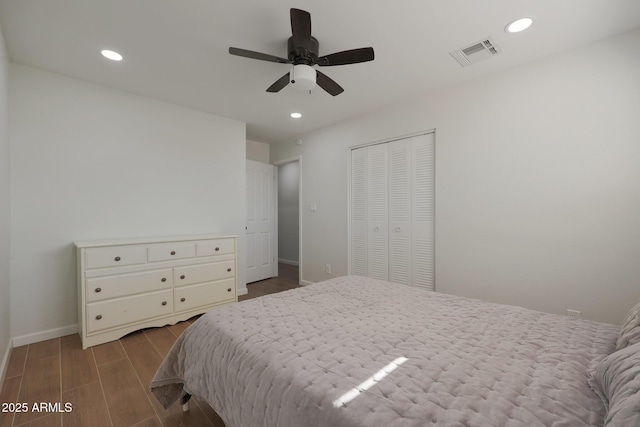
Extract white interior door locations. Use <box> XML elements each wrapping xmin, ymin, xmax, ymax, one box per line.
<box><xmin>367</xmin><ymin>144</ymin><xmax>389</xmax><ymax>280</ymax></box>
<box><xmin>246</xmin><ymin>160</ymin><xmax>276</xmax><ymax>284</ymax></box>
<box><xmin>388</xmin><ymin>138</ymin><xmax>412</xmax><ymax>285</ymax></box>
<box><xmin>350</xmin><ymin>147</ymin><xmax>368</xmax><ymax>276</ymax></box>
<box><xmin>349</xmin><ymin>132</ymin><xmax>435</xmax><ymax>291</ymax></box>
<box><xmin>412</xmin><ymin>133</ymin><xmax>435</xmax><ymax>290</ymax></box>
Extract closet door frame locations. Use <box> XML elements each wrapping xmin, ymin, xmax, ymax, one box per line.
<box><xmin>347</xmin><ymin>129</ymin><xmax>436</xmax><ymax>289</ymax></box>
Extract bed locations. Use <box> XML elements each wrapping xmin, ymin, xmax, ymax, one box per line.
<box><xmin>150</xmin><ymin>275</ymin><xmax>640</xmax><ymax>426</ymax></box>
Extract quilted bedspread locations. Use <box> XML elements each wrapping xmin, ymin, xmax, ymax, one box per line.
<box><xmin>151</xmin><ymin>276</ymin><xmax>619</xmax><ymax>427</ymax></box>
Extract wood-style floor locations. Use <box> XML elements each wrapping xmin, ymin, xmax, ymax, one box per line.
<box><xmin>0</xmin><ymin>265</ymin><xmax>300</xmax><ymax>427</ymax></box>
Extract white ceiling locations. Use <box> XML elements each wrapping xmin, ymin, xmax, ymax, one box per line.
<box><xmin>1</xmin><ymin>0</ymin><xmax>640</xmax><ymax>143</ymax></box>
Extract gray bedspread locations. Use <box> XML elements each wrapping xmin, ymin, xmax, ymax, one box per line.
<box><xmin>150</xmin><ymin>275</ymin><xmax>618</xmax><ymax>427</ymax></box>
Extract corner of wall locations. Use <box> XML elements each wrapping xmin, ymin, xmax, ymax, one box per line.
<box><xmin>246</xmin><ymin>139</ymin><xmax>270</xmax><ymax>163</ymax></box>
<box><xmin>0</xmin><ymin>341</ymin><xmax>12</xmax><ymax>386</ymax></box>
<box><xmin>0</xmin><ymin>20</ymin><xmax>12</xmax><ymax>387</ymax></box>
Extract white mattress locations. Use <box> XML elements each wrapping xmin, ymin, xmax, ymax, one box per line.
<box><xmin>151</xmin><ymin>275</ymin><xmax>618</xmax><ymax>426</ymax></box>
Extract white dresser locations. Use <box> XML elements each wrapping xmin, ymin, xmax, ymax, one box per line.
<box><xmin>75</xmin><ymin>234</ymin><xmax>238</xmax><ymax>349</ymax></box>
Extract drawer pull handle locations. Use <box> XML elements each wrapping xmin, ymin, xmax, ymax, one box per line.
<box><xmin>180</xmin><ymin>275</ymin><xmax>185</xmax><ymax>280</ymax></box>
<box><xmin>215</xmin><ymin>247</ymin><xmax>220</xmax><ymax>252</ymax></box>
<box><xmin>96</xmin><ymin>315</ymin><xmax>102</xmax><ymax>320</ymax></box>
<box><xmin>114</xmin><ymin>256</ymin><xmax>121</xmax><ymax>262</ymax></box>
<box><xmin>170</xmin><ymin>251</ymin><xmax>176</xmax><ymax>255</ymax></box>
<box><xmin>227</xmin><ymin>268</ymin><xmax>232</xmax><ymax>272</ymax></box>
<box><xmin>162</xmin><ymin>301</ymin><xmax>167</xmax><ymax>306</ymax></box>
<box><xmin>161</xmin><ymin>278</ymin><xmax>167</xmax><ymax>282</ymax></box>
<box><xmin>95</xmin><ymin>287</ymin><xmax>102</xmax><ymax>293</ymax></box>
<box><xmin>180</xmin><ymin>297</ymin><xmax>186</xmax><ymax>302</ymax></box>
<box><xmin>227</xmin><ymin>288</ymin><xmax>232</xmax><ymax>292</ymax></box>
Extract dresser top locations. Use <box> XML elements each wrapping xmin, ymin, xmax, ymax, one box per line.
<box><xmin>74</xmin><ymin>234</ymin><xmax>238</xmax><ymax>248</ymax></box>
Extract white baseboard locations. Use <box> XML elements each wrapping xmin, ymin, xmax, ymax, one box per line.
<box><xmin>0</xmin><ymin>340</ymin><xmax>11</xmax><ymax>387</ymax></box>
<box><xmin>300</xmin><ymin>280</ymin><xmax>314</xmax><ymax>286</ymax></box>
<box><xmin>278</xmin><ymin>258</ymin><xmax>299</xmax><ymax>267</ymax></box>
<box><xmin>12</xmin><ymin>324</ymin><xmax>79</xmax><ymax>348</ymax></box>
<box><xmin>237</xmin><ymin>287</ymin><xmax>248</xmax><ymax>296</ymax></box>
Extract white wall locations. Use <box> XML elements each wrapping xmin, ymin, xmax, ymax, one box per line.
<box><xmin>0</xmin><ymin>24</ymin><xmax>11</xmax><ymax>372</ymax></box>
<box><xmin>9</xmin><ymin>65</ymin><xmax>246</xmax><ymax>339</ymax></box>
<box><xmin>278</xmin><ymin>161</ymin><xmax>299</xmax><ymax>264</ymax></box>
<box><xmin>271</xmin><ymin>28</ymin><xmax>640</xmax><ymax>325</ymax></box>
<box><xmin>246</xmin><ymin>139</ymin><xmax>269</xmax><ymax>163</ymax></box>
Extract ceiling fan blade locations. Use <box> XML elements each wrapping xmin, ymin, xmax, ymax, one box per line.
<box><xmin>317</xmin><ymin>47</ymin><xmax>375</xmax><ymax>66</ymax></box>
<box><xmin>290</xmin><ymin>8</ymin><xmax>312</xmax><ymax>50</ymax></box>
<box><xmin>266</xmin><ymin>72</ymin><xmax>291</xmax><ymax>93</ymax></box>
<box><xmin>229</xmin><ymin>47</ymin><xmax>290</xmax><ymax>64</ymax></box>
<box><xmin>316</xmin><ymin>70</ymin><xmax>344</xmax><ymax>96</ymax></box>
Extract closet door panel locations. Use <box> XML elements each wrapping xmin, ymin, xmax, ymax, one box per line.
<box><xmin>388</xmin><ymin>139</ymin><xmax>412</xmax><ymax>285</ymax></box>
<box><xmin>412</xmin><ymin>133</ymin><xmax>435</xmax><ymax>290</ymax></box>
<box><xmin>350</xmin><ymin>147</ymin><xmax>368</xmax><ymax>276</ymax></box>
<box><xmin>367</xmin><ymin>144</ymin><xmax>389</xmax><ymax>281</ymax></box>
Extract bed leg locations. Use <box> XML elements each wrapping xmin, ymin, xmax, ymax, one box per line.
<box><xmin>181</xmin><ymin>393</ymin><xmax>192</xmax><ymax>412</ymax></box>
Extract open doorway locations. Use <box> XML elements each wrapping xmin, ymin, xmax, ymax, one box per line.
<box><xmin>275</xmin><ymin>157</ymin><xmax>302</xmax><ymax>284</ymax></box>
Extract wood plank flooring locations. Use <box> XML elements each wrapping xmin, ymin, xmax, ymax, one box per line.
<box><xmin>0</xmin><ymin>266</ymin><xmax>300</xmax><ymax>427</ymax></box>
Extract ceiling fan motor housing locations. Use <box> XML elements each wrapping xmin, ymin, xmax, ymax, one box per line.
<box><xmin>288</xmin><ymin>36</ymin><xmax>319</xmax><ymax>64</ymax></box>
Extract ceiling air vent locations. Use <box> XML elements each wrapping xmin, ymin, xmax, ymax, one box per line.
<box><xmin>450</xmin><ymin>37</ymin><xmax>502</xmax><ymax>67</ymax></box>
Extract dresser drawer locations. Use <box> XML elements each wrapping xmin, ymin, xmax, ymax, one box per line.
<box><xmin>86</xmin><ymin>268</ymin><xmax>173</xmax><ymax>302</ymax></box>
<box><xmin>148</xmin><ymin>242</ymin><xmax>196</xmax><ymax>262</ymax></box>
<box><xmin>196</xmin><ymin>239</ymin><xmax>235</xmax><ymax>257</ymax></box>
<box><xmin>86</xmin><ymin>289</ymin><xmax>173</xmax><ymax>333</ymax></box>
<box><xmin>174</xmin><ymin>278</ymin><xmax>235</xmax><ymax>312</ymax></box>
<box><xmin>85</xmin><ymin>245</ymin><xmax>147</xmax><ymax>269</ymax></box>
<box><xmin>174</xmin><ymin>260</ymin><xmax>235</xmax><ymax>287</ymax></box>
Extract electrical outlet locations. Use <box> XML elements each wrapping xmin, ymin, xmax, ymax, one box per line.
<box><xmin>325</xmin><ymin>264</ymin><xmax>331</xmax><ymax>274</ymax></box>
<box><xmin>566</xmin><ymin>309</ymin><xmax>581</xmax><ymax>319</ymax></box>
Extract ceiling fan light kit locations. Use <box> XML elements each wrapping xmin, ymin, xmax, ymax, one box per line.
<box><xmin>291</xmin><ymin>64</ymin><xmax>316</xmax><ymax>91</ymax></box>
<box><xmin>229</xmin><ymin>8</ymin><xmax>375</xmax><ymax>96</ymax></box>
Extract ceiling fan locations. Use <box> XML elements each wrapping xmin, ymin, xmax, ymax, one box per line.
<box><xmin>229</xmin><ymin>8</ymin><xmax>375</xmax><ymax>96</ymax></box>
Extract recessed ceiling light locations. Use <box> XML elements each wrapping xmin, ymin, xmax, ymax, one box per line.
<box><xmin>290</xmin><ymin>112</ymin><xmax>302</xmax><ymax>119</ymax></box>
<box><xmin>505</xmin><ymin>18</ymin><xmax>533</xmax><ymax>33</ymax></box>
<box><xmin>101</xmin><ymin>49</ymin><xmax>123</xmax><ymax>61</ymax></box>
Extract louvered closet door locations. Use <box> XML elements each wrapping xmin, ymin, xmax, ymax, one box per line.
<box><xmin>367</xmin><ymin>144</ymin><xmax>389</xmax><ymax>280</ymax></box>
<box><xmin>350</xmin><ymin>147</ymin><xmax>368</xmax><ymax>276</ymax></box>
<box><xmin>412</xmin><ymin>133</ymin><xmax>435</xmax><ymax>290</ymax></box>
<box><xmin>350</xmin><ymin>133</ymin><xmax>434</xmax><ymax>290</ymax></box>
<box><xmin>388</xmin><ymin>139</ymin><xmax>412</xmax><ymax>285</ymax></box>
